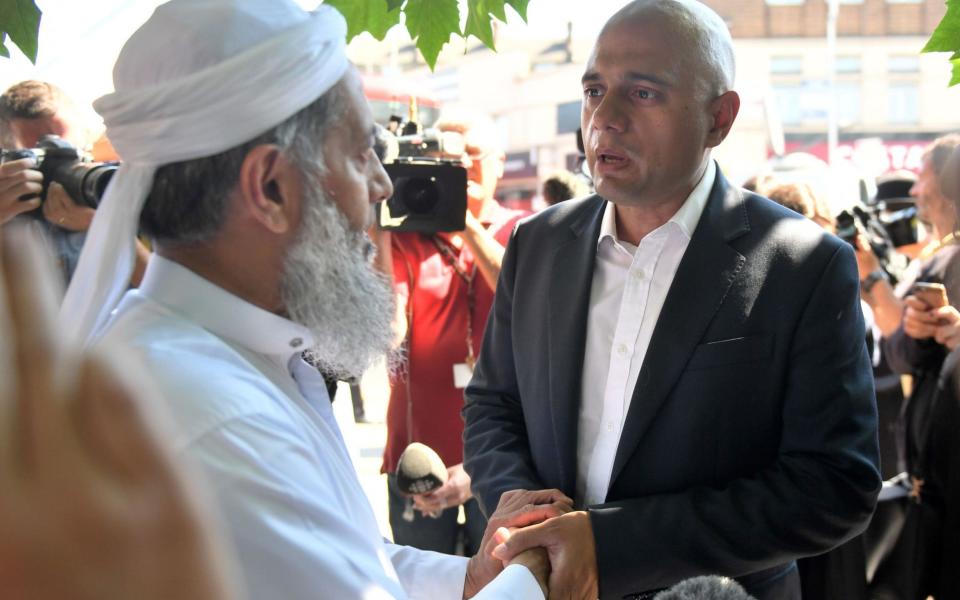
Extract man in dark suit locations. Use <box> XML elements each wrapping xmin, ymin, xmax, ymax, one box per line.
<box><xmin>463</xmin><ymin>1</ymin><xmax>882</xmax><ymax>599</ymax></box>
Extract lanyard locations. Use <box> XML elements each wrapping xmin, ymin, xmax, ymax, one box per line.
<box><xmin>431</xmin><ymin>235</ymin><xmax>478</xmax><ymax>369</ymax></box>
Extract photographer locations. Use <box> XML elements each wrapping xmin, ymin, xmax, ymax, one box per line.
<box><xmin>0</xmin><ymin>80</ymin><xmax>149</xmax><ymax>286</ymax></box>
<box><xmin>865</xmin><ymin>135</ymin><xmax>960</xmax><ymax>598</ymax></box>
<box><xmin>373</xmin><ymin>110</ymin><xmax>529</xmax><ymax>556</ymax></box>
<box><xmin>856</xmin><ymin>135</ymin><xmax>960</xmax><ymax>339</ymax></box>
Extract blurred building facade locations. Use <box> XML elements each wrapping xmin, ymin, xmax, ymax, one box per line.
<box><xmin>348</xmin><ymin>0</ymin><xmax>960</xmax><ymax>208</ymax></box>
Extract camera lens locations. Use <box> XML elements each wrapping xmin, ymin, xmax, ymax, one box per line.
<box><xmin>81</xmin><ymin>163</ymin><xmax>118</xmax><ymax>208</ymax></box>
<box><xmin>398</xmin><ymin>177</ymin><xmax>440</xmax><ymax>215</ymax></box>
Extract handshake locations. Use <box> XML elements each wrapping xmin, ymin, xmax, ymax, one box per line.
<box><xmin>396</xmin><ymin>443</ymin><xmax>597</xmax><ymax>599</ymax></box>
<box><xmin>466</xmin><ymin>489</ymin><xmax>597</xmax><ymax>600</ymax></box>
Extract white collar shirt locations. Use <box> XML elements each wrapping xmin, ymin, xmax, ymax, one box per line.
<box><xmin>99</xmin><ymin>255</ymin><xmax>540</xmax><ymax>600</ymax></box>
<box><xmin>576</xmin><ymin>161</ymin><xmax>716</xmax><ymax>508</ymax></box>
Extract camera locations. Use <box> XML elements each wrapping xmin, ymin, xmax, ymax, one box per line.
<box><xmin>0</xmin><ymin>135</ymin><xmax>118</xmax><ymax>211</ymax></box>
<box><xmin>375</xmin><ymin>126</ymin><xmax>468</xmax><ymax>233</ymax></box>
<box><xmin>836</xmin><ymin>204</ymin><xmax>912</xmax><ymax>283</ymax></box>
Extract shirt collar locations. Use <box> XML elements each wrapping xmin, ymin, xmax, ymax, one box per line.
<box><xmin>597</xmin><ymin>159</ymin><xmax>716</xmax><ymax>249</ymax></box>
<box><xmin>139</xmin><ymin>254</ymin><xmax>315</xmax><ymax>363</ymax></box>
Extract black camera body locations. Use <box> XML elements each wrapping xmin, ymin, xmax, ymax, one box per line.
<box><xmin>836</xmin><ymin>204</ymin><xmax>913</xmax><ymax>283</ymax></box>
<box><xmin>376</xmin><ymin>129</ymin><xmax>468</xmax><ymax>233</ymax></box>
<box><xmin>0</xmin><ymin>135</ymin><xmax>117</xmax><ymax>211</ymax></box>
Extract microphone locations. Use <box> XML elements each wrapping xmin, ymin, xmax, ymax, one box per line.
<box><xmin>654</xmin><ymin>576</ymin><xmax>756</xmax><ymax>600</ymax></box>
<box><xmin>396</xmin><ymin>442</ymin><xmax>448</xmax><ymax>494</ymax></box>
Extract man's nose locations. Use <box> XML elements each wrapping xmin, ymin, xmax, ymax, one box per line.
<box><xmin>372</xmin><ymin>160</ymin><xmax>394</xmax><ymax>204</ymax></box>
<box><xmin>590</xmin><ymin>94</ymin><xmax>627</xmax><ymax>133</ymax></box>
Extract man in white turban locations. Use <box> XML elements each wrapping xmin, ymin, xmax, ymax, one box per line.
<box><xmin>59</xmin><ymin>1</ymin><xmax>565</xmax><ymax>597</ymax></box>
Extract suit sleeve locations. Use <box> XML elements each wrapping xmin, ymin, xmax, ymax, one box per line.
<box><xmin>589</xmin><ymin>242</ymin><xmax>882</xmax><ymax>596</ymax></box>
<box><xmin>462</xmin><ymin>222</ymin><xmax>546</xmax><ymax>516</ymax></box>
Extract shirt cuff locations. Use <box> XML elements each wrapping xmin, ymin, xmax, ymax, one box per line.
<box><xmin>471</xmin><ymin>564</ymin><xmax>544</xmax><ymax>600</ymax></box>
<box><xmin>387</xmin><ymin>543</ymin><xmax>468</xmax><ymax>600</ymax></box>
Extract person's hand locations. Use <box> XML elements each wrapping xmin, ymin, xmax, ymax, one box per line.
<box><xmin>42</xmin><ymin>182</ymin><xmax>96</xmax><ymax>231</ymax></box>
<box><xmin>0</xmin><ymin>227</ymin><xmax>232</xmax><ymax>600</ymax></box>
<box><xmin>492</xmin><ymin>510</ymin><xmax>598</xmax><ymax>600</ymax></box>
<box><xmin>933</xmin><ymin>305</ymin><xmax>960</xmax><ymax>350</ymax></box>
<box><xmin>462</xmin><ymin>488</ymin><xmax>573</xmax><ymax>599</ymax></box>
<box><xmin>903</xmin><ymin>295</ymin><xmax>941</xmax><ymax>340</ymax></box>
<box><xmin>0</xmin><ymin>158</ymin><xmax>43</xmax><ymax>224</ymax></box>
<box><xmin>496</xmin><ymin>528</ymin><xmax>549</xmax><ymax>598</ymax></box>
<box><xmin>414</xmin><ymin>462</ymin><xmax>473</xmax><ymax>515</ymax></box>
<box><xmin>854</xmin><ymin>234</ymin><xmax>880</xmax><ymax>280</ymax></box>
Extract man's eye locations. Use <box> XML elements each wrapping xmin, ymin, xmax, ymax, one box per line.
<box><xmin>584</xmin><ymin>87</ymin><xmax>602</xmax><ymax>98</ymax></box>
<box><xmin>636</xmin><ymin>89</ymin><xmax>654</xmax><ymax>100</ymax></box>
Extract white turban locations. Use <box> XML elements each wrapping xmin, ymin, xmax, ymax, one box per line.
<box><xmin>60</xmin><ymin>0</ymin><xmax>348</xmax><ymax>347</ymax></box>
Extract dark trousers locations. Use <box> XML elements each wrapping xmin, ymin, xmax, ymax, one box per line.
<box><xmin>387</xmin><ymin>473</ymin><xmax>487</xmax><ymax>556</ymax></box>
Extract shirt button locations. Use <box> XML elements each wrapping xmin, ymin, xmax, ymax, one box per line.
<box><xmin>290</xmin><ymin>337</ymin><xmax>303</xmax><ymax>348</ymax></box>
<box><xmin>606</xmin><ymin>421</ymin><xmax>615</xmax><ymax>432</ymax></box>
<box><xmin>617</xmin><ymin>344</ymin><xmax>629</xmax><ymax>356</ymax></box>
<box><xmin>632</xmin><ymin>269</ymin><xmax>645</xmax><ymax>280</ymax></box>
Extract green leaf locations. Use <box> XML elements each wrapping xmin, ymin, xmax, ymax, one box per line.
<box><xmin>0</xmin><ymin>0</ymin><xmax>42</xmax><ymax>63</ymax></box>
<box><xmin>387</xmin><ymin>0</ymin><xmax>404</xmax><ymax>9</ymax></box>
<box><xmin>325</xmin><ymin>0</ymin><xmax>401</xmax><ymax>41</ymax></box>
<box><xmin>0</xmin><ymin>33</ymin><xmax>9</xmax><ymax>58</ymax></box>
<box><xmin>464</xmin><ymin>0</ymin><xmax>503</xmax><ymax>49</ymax></box>
<box><xmin>924</xmin><ymin>0</ymin><xmax>960</xmax><ymax>53</ymax></box>
<box><xmin>504</xmin><ymin>0</ymin><xmax>529</xmax><ymax>22</ymax></box>
<box><xmin>404</xmin><ymin>0</ymin><xmax>460</xmax><ymax>69</ymax></box>
<box><xmin>950</xmin><ymin>58</ymin><xmax>960</xmax><ymax>87</ymax></box>
<box><xmin>486</xmin><ymin>0</ymin><xmax>507</xmax><ymax>22</ymax></box>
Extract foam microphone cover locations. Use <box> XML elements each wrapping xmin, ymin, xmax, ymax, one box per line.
<box><xmin>396</xmin><ymin>442</ymin><xmax>448</xmax><ymax>495</ymax></box>
<box><xmin>654</xmin><ymin>576</ymin><xmax>756</xmax><ymax>600</ymax></box>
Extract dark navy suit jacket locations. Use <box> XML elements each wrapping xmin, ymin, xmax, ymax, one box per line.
<box><xmin>463</xmin><ymin>169</ymin><xmax>881</xmax><ymax>600</ymax></box>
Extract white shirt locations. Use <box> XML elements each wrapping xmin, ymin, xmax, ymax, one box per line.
<box><xmin>576</xmin><ymin>161</ymin><xmax>716</xmax><ymax>507</ymax></box>
<box><xmin>100</xmin><ymin>255</ymin><xmax>541</xmax><ymax>600</ymax></box>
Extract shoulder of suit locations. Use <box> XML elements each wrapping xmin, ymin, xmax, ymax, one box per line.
<box><xmin>738</xmin><ymin>188</ymin><xmax>845</xmax><ymax>252</ymax></box>
<box><xmin>514</xmin><ymin>194</ymin><xmax>604</xmax><ymax>232</ymax></box>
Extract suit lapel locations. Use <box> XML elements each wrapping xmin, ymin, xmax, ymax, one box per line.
<box><xmin>609</xmin><ymin>173</ymin><xmax>749</xmax><ymax>486</ymax></box>
<box><xmin>547</xmin><ymin>197</ymin><xmax>606</xmax><ymax>495</ymax></box>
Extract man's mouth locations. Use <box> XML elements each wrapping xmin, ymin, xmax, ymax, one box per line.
<box><xmin>597</xmin><ymin>149</ymin><xmax>627</xmax><ymax>164</ymax></box>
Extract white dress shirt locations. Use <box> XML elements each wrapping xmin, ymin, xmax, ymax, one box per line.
<box><xmin>100</xmin><ymin>255</ymin><xmax>541</xmax><ymax>600</ymax></box>
<box><xmin>576</xmin><ymin>161</ymin><xmax>716</xmax><ymax>508</ymax></box>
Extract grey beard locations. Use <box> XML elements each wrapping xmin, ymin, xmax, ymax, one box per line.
<box><xmin>279</xmin><ymin>182</ymin><xmax>396</xmax><ymax>380</ymax></box>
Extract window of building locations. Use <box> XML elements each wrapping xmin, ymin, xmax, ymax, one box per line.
<box><xmin>556</xmin><ymin>100</ymin><xmax>581</xmax><ymax>135</ymax></box>
<box><xmin>888</xmin><ymin>84</ymin><xmax>919</xmax><ymax>124</ymax></box>
<box><xmin>888</xmin><ymin>55</ymin><xmax>920</xmax><ymax>73</ymax></box>
<box><xmin>835</xmin><ymin>82</ymin><xmax>861</xmax><ymax>125</ymax></box>
<box><xmin>835</xmin><ymin>55</ymin><xmax>861</xmax><ymax>74</ymax></box>
<box><xmin>773</xmin><ymin>84</ymin><xmax>803</xmax><ymax>125</ymax></box>
<box><xmin>771</xmin><ymin>56</ymin><xmax>803</xmax><ymax>75</ymax></box>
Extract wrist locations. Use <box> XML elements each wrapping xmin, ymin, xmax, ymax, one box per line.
<box><xmin>861</xmin><ymin>269</ymin><xmax>889</xmax><ymax>295</ymax></box>
<box><xmin>463</xmin><ymin>554</ymin><xmax>489</xmax><ymax>600</ymax></box>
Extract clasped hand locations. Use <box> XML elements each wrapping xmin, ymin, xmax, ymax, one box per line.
<box><xmin>468</xmin><ymin>488</ymin><xmax>599</xmax><ymax>600</ymax></box>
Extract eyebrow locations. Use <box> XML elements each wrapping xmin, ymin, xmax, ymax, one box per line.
<box><xmin>581</xmin><ymin>70</ymin><xmax>672</xmax><ymax>88</ymax></box>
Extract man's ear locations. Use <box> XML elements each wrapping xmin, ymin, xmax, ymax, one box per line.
<box><xmin>492</xmin><ymin>150</ymin><xmax>506</xmax><ymax>180</ymax></box>
<box><xmin>706</xmin><ymin>90</ymin><xmax>740</xmax><ymax>148</ymax></box>
<box><xmin>236</xmin><ymin>144</ymin><xmax>301</xmax><ymax>235</ymax></box>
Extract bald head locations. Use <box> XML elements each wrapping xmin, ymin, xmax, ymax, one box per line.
<box><xmin>604</xmin><ymin>0</ymin><xmax>735</xmax><ymax>99</ymax></box>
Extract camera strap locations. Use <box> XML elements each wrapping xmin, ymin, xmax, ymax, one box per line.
<box><xmin>431</xmin><ymin>235</ymin><xmax>478</xmax><ymax>369</ymax></box>
<box><xmin>918</xmin><ymin>230</ymin><xmax>960</xmax><ymax>261</ymax></box>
